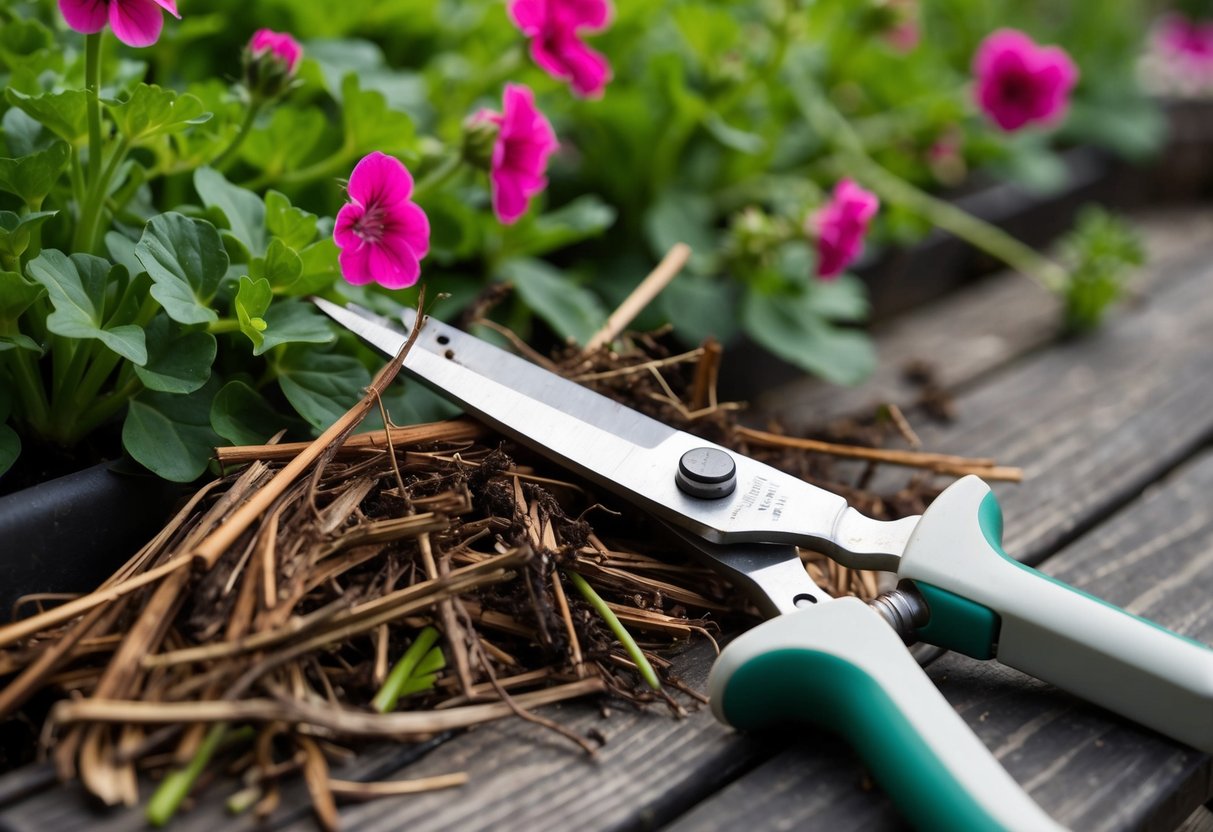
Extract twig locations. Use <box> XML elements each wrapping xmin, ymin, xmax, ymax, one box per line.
<box><xmin>735</xmin><ymin>426</ymin><xmax>1023</xmax><ymax>481</ymax></box>
<box><xmin>215</xmin><ymin>419</ymin><xmax>487</xmax><ymax>465</ymax></box>
<box><xmin>328</xmin><ymin>772</ymin><xmax>468</xmax><ymax>800</ymax></box>
<box><xmin>583</xmin><ymin>243</ymin><xmax>691</xmax><ymax>352</ymax></box>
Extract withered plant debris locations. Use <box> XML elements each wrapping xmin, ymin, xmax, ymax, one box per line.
<box><xmin>0</xmin><ymin>318</ymin><xmax>1016</xmax><ymax>830</ymax></box>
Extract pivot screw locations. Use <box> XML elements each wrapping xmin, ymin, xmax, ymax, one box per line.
<box><xmin>676</xmin><ymin>447</ymin><xmax>737</xmax><ymax>499</ymax></box>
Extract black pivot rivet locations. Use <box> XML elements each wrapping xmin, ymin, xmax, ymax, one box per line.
<box><xmin>676</xmin><ymin>448</ymin><xmax>737</xmax><ymax>499</ymax></box>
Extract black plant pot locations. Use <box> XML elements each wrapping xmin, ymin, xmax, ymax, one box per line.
<box><xmin>0</xmin><ymin>462</ymin><xmax>188</xmax><ymax>622</ymax></box>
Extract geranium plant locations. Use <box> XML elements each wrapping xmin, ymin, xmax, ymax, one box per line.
<box><xmin>0</xmin><ymin>0</ymin><xmax>1162</xmax><ymax>485</ymax></box>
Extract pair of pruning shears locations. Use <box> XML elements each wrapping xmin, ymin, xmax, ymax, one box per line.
<box><xmin>314</xmin><ymin>298</ymin><xmax>1213</xmax><ymax>832</ymax></box>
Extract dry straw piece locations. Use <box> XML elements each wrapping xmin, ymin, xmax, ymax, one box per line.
<box><xmin>0</xmin><ymin>275</ymin><xmax>1016</xmax><ymax>828</ymax></box>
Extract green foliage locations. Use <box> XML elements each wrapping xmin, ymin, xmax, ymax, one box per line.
<box><xmin>0</xmin><ymin>0</ymin><xmax>1164</xmax><ymax>483</ymax></box>
<box><xmin>1059</xmin><ymin>207</ymin><xmax>1145</xmax><ymax>333</ymax></box>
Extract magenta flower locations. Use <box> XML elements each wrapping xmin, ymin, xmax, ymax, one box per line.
<box><xmin>473</xmin><ymin>84</ymin><xmax>558</xmax><ymax>225</ymax></box>
<box><xmin>58</xmin><ymin>0</ymin><xmax>180</xmax><ymax>48</ymax></box>
<box><xmin>248</xmin><ymin>29</ymin><xmax>303</xmax><ymax>76</ymax></box>
<box><xmin>808</xmin><ymin>179</ymin><xmax>879</xmax><ymax>280</ymax></box>
<box><xmin>1153</xmin><ymin>14</ymin><xmax>1213</xmax><ymax>76</ymax></box>
<box><xmin>507</xmin><ymin>0</ymin><xmax>613</xmax><ymax>98</ymax></box>
<box><xmin>972</xmin><ymin>29</ymin><xmax>1078</xmax><ymax>132</ymax></box>
<box><xmin>333</xmin><ymin>152</ymin><xmax>430</xmax><ymax>290</ymax></box>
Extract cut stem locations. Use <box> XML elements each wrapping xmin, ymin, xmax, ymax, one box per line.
<box><xmin>145</xmin><ymin>722</ymin><xmax>229</xmax><ymax>827</ymax></box>
<box><xmin>372</xmin><ymin>626</ymin><xmax>441</xmax><ymax>713</ymax></box>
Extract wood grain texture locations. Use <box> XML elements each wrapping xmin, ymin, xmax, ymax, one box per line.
<box><xmin>667</xmin><ymin>450</ymin><xmax>1213</xmax><ymax>832</ymax></box>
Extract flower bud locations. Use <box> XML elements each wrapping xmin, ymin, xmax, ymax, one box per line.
<box><xmin>242</xmin><ymin>29</ymin><xmax>303</xmax><ymax>102</ymax></box>
<box><xmin>460</xmin><ymin>111</ymin><xmax>501</xmax><ymax>171</ymax></box>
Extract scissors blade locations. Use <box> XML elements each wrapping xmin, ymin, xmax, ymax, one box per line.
<box><xmin>314</xmin><ymin>298</ymin><xmax>916</xmax><ymax>570</ymax></box>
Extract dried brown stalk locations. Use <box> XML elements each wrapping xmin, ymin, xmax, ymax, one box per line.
<box><xmin>583</xmin><ymin>243</ymin><xmax>691</xmax><ymax>352</ymax></box>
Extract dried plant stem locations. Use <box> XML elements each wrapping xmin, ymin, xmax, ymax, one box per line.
<box><xmin>584</xmin><ymin>243</ymin><xmax>691</xmax><ymax>352</ymax></box>
<box><xmin>215</xmin><ymin>419</ymin><xmax>487</xmax><ymax>465</ymax></box>
<box><xmin>735</xmin><ymin>426</ymin><xmax>1023</xmax><ymax>481</ymax></box>
<box><xmin>566</xmin><ymin>571</ymin><xmax>661</xmax><ymax>691</ymax></box>
<box><xmin>52</xmin><ymin>679</ymin><xmax>607</xmax><ymax>737</ymax></box>
<box><xmin>144</xmin><ymin>723</ymin><xmax>228</xmax><ymax>827</ymax></box>
<box><xmin>328</xmin><ymin>772</ymin><xmax>468</xmax><ymax>799</ymax></box>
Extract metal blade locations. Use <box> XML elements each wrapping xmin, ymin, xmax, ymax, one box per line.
<box><xmin>314</xmin><ymin>298</ymin><xmax>917</xmax><ymax>571</ymax></box>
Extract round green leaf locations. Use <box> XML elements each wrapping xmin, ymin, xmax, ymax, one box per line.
<box><xmin>741</xmin><ymin>288</ymin><xmax>876</xmax><ymax>385</ymax></box>
<box><xmin>277</xmin><ymin>347</ymin><xmax>370</xmax><ymax>430</ymax></box>
<box><xmin>502</xmin><ymin>258</ymin><xmax>607</xmax><ymax>347</ymax></box>
<box><xmin>135</xmin><ymin>212</ymin><xmax>227</xmax><ymax>325</ymax></box>
<box><xmin>122</xmin><ymin>379</ymin><xmax>222</xmax><ymax>482</ymax></box>
<box><xmin>135</xmin><ymin>314</ymin><xmax>216</xmax><ymax>394</ymax></box>
<box><xmin>194</xmin><ymin>167</ymin><xmax>266</xmax><ymax>255</ymax></box>
<box><xmin>210</xmin><ymin>380</ymin><xmax>289</xmax><ymax>446</ymax></box>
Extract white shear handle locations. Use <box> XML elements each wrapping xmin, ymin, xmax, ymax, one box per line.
<box><xmin>709</xmin><ymin>598</ymin><xmax>1064</xmax><ymax>832</ymax></box>
<box><xmin>898</xmin><ymin>476</ymin><xmax>1213</xmax><ymax>753</ymax></box>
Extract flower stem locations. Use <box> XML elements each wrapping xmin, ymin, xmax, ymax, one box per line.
<box><xmin>210</xmin><ymin>99</ymin><xmax>262</xmax><ymax>172</ymax></box>
<box><xmin>844</xmin><ymin>153</ymin><xmax>1069</xmax><ymax>294</ymax></box>
<box><xmin>145</xmin><ymin>723</ymin><xmax>229</xmax><ymax>827</ymax></box>
<box><xmin>84</xmin><ymin>32</ymin><xmax>103</xmax><ymax>188</ymax></box>
<box><xmin>73</xmin><ymin>137</ymin><xmax>131</xmax><ymax>255</ymax></box>
<box><xmin>68</xmin><ymin>375</ymin><xmax>142</xmax><ymax>443</ymax></box>
<box><xmin>4</xmin><ymin>349</ymin><xmax>50</xmax><ymax>431</ymax></box>
<box><xmin>412</xmin><ymin>154</ymin><xmax>463</xmax><ymax>201</ymax></box>
<box><xmin>566</xmin><ymin>570</ymin><xmax>661</xmax><ymax>690</ymax></box>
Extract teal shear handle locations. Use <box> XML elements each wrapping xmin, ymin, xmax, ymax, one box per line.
<box><xmin>710</xmin><ymin>598</ymin><xmax>1064</xmax><ymax>832</ymax></box>
<box><xmin>899</xmin><ymin>476</ymin><xmax>1213</xmax><ymax>754</ymax></box>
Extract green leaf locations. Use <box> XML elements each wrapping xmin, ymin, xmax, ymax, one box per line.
<box><xmin>256</xmin><ymin>299</ymin><xmax>336</xmax><ymax>355</ymax></box>
<box><xmin>277</xmin><ymin>346</ymin><xmax>369</xmax><ymax>430</ymax></box>
<box><xmin>645</xmin><ymin>190</ymin><xmax>717</xmax><ymax>274</ymax></box>
<box><xmin>265</xmin><ymin>191</ymin><xmax>318</xmax><ymax>251</ymax></box>
<box><xmin>135</xmin><ymin>314</ymin><xmax>216</xmax><ymax>394</ymax></box>
<box><xmin>0</xmin><ymin>141</ymin><xmax>70</xmax><ymax>206</ymax></box>
<box><xmin>135</xmin><ymin>212</ymin><xmax>228</xmax><ymax>325</ymax></box>
<box><xmin>235</xmin><ymin>275</ymin><xmax>272</xmax><ymax>350</ymax></box>
<box><xmin>250</xmin><ymin>238</ymin><xmax>302</xmax><ymax>291</ymax></box>
<box><xmin>0</xmin><ymin>269</ymin><xmax>45</xmax><ymax>320</ymax></box>
<box><xmin>2</xmin><ymin>108</ymin><xmax>50</xmax><ymax>157</ymax></box>
<box><xmin>501</xmin><ymin>258</ymin><xmax>607</xmax><ymax>346</ymax></box>
<box><xmin>242</xmin><ymin>107</ymin><xmax>326</xmax><ymax>175</ymax></box>
<box><xmin>105</xmin><ymin>230</ymin><xmax>143</xmax><ymax>277</ymax></box>
<box><xmin>0</xmin><ymin>334</ymin><xmax>41</xmax><ymax>353</ymax></box>
<box><xmin>194</xmin><ymin>167</ymin><xmax>266</xmax><ymax>255</ymax></box>
<box><xmin>704</xmin><ymin>113</ymin><xmax>766</xmax><ymax>154</ymax></box>
<box><xmin>210</xmin><ymin>380</ymin><xmax>288</xmax><ymax>446</ymax></box>
<box><xmin>105</xmin><ymin>84</ymin><xmax>210</xmax><ymax>144</ymax></box>
<box><xmin>504</xmin><ymin>195</ymin><xmax>617</xmax><ymax>259</ymax></box>
<box><xmin>341</xmin><ymin>74</ymin><xmax>416</xmax><ymax>154</ymax></box>
<box><xmin>122</xmin><ymin>378</ymin><xmax>222</xmax><ymax>482</ymax></box>
<box><xmin>659</xmin><ymin>274</ymin><xmax>741</xmax><ymax>346</ymax></box>
<box><xmin>804</xmin><ymin>274</ymin><xmax>869</xmax><ymax>323</ymax></box>
<box><xmin>5</xmin><ymin>89</ymin><xmax>90</xmax><ymax>145</ymax></box>
<box><xmin>0</xmin><ymin>423</ymin><xmax>19</xmax><ymax>477</ymax></box>
<box><xmin>0</xmin><ymin>210</ymin><xmax>56</xmax><ymax>260</ymax></box>
<box><xmin>741</xmin><ymin>288</ymin><xmax>876</xmax><ymax>385</ymax></box>
<box><xmin>290</xmin><ymin>239</ymin><xmax>341</xmax><ymax>296</ymax></box>
<box><xmin>25</xmin><ymin>250</ymin><xmax>147</xmax><ymax>363</ymax></box>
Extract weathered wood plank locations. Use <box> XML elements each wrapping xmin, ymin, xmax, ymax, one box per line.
<box><xmin>751</xmin><ymin>207</ymin><xmax>1213</xmax><ymax>428</ymax></box>
<box><xmin>666</xmin><ymin>449</ymin><xmax>1213</xmax><ymax>832</ymax></box>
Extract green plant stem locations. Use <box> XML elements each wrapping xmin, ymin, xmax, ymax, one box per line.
<box><xmin>206</xmin><ymin>318</ymin><xmax>241</xmax><ymax>334</ymax></box>
<box><xmin>566</xmin><ymin>571</ymin><xmax>661</xmax><ymax>691</ymax></box>
<box><xmin>210</xmin><ymin>99</ymin><xmax>263</xmax><ymax>172</ymax></box>
<box><xmin>373</xmin><ymin>626</ymin><xmax>441</xmax><ymax>713</ymax></box>
<box><xmin>844</xmin><ymin>152</ymin><xmax>1068</xmax><ymax>294</ymax></box>
<box><xmin>69</xmin><ymin>374</ymin><xmax>142</xmax><ymax>442</ymax></box>
<box><xmin>63</xmin><ymin>293</ymin><xmax>158</xmax><ymax>433</ymax></box>
<box><xmin>145</xmin><ymin>723</ymin><xmax>228</xmax><ymax>827</ymax></box>
<box><xmin>5</xmin><ymin>349</ymin><xmax>50</xmax><ymax>430</ymax></box>
<box><xmin>243</xmin><ymin>140</ymin><xmax>355</xmax><ymax>190</ymax></box>
<box><xmin>84</xmin><ymin>32</ymin><xmax>103</xmax><ymax>188</ymax></box>
<box><xmin>412</xmin><ymin>154</ymin><xmax>463</xmax><ymax>201</ymax></box>
<box><xmin>74</xmin><ymin>137</ymin><xmax>131</xmax><ymax>255</ymax></box>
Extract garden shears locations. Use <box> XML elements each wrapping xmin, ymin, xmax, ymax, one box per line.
<box><xmin>315</xmin><ymin>298</ymin><xmax>1213</xmax><ymax>832</ymax></box>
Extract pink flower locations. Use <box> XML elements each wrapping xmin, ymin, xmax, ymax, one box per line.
<box><xmin>1153</xmin><ymin>14</ymin><xmax>1213</xmax><ymax>76</ymax></box>
<box><xmin>333</xmin><ymin>152</ymin><xmax>430</xmax><ymax>290</ymax></box>
<box><xmin>473</xmin><ymin>84</ymin><xmax>558</xmax><ymax>225</ymax></box>
<box><xmin>808</xmin><ymin>179</ymin><xmax>879</xmax><ymax>280</ymax></box>
<box><xmin>248</xmin><ymin>29</ymin><xmax>303</xmax><ymax>75</ymax></box>
<box><xmin>972</xmin><ymin>29</ymin><xmax>1078</xmax><ymax>132</ymax></box>
<box><xmin>508</xmin><ymin>0</ymin><xmax>612</xmax><ymax>98</ymax></box>
<box><xmin>58</xmin><ymin>0</ymin><xmax>180</xmax><ymax>48</ymax></box>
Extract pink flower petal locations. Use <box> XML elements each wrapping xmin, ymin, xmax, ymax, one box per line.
<box><xmin>507</xmin><ymin>0</ymin><xmax>547</xmax><ymax>34</ymax></box>
<box><xmin>810</xmin><ymin>180</ymin><xmax>878</xmax><ymax>279</ymax></box>
<box><xmin>108</xmin><ymin>0</ymin><xmax>165</xmax><ymax>47</ymax></box>
<box><xmin>560</xmin><ymin>0</ymin><xmax>612</xmax><ymax>31</ymax></box>
<box><xmin>383</xmin><ymin>201</ymin><xmax>431</xmax><ymax>261</ymax></box>
<box><xmin>972</xmin><ymin>28</ymin><xmax>1078</xmax><ymax>132</ymax></box>
<box><xmin>553</xmin><ymin>36</ymin><xmax>611</xmax><ymax>98</ymax></box>
<box><xmin>338</xmin><ymin>243</ymin><xmax>375</xmax><ymax>286</ymax></box>
<box><xmin>367</xmin><ymin>238</ymin><xmax>421</xmax><ymax>289</ymax></box>
<box><xmin>346</xmin><ymin>151</ymin><xmax>414</xmax><ymax>209</ymax></box>
<box><xmin>58</xmin><ymin>0</ymin><xmax>108</xmax><ymax>34</ymax></box>
<box><xmin>491</xmin><ymin>168</ymin><xmax>529</xmax><ymax>224</ymax></box>
<box><xmin>152</xmin><ymin>0</ymin><xmax>179</xmax><ymax>18</ymax></box>
<box><xmin>332</xmin><ymin>203</ymin><xmax>366</xmax><ymax>251</ymax></box>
